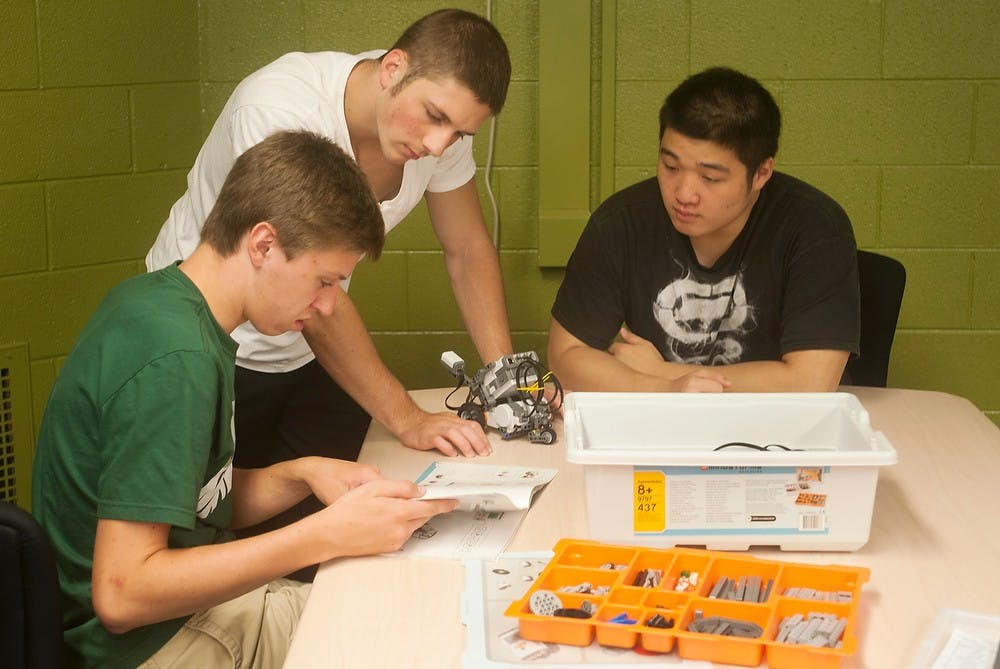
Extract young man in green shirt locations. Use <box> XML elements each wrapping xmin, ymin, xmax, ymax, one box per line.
<box><xmin>32</xmin><ymin>130</ymin><xmax>458</xmax><ymax>668</ymax></box>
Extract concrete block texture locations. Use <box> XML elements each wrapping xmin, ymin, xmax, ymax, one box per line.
<box><xmin>881</xmin><ymin>167</ymin><xmax>1000</xmax><ymax>248</ymax></box>
<box><xmin>350</xmin><ymin>252</ymin><xmax>410</xmax><ymax>331</ymax></box>
<box><xmin>46</xmin><ymin>172</ymin><xmax>188</xmax><ymax>269</ymax></box>
<box><xmin>38</xmin><ymin>0</ymin><xmax>198</xmax><ymax>87</ymax></box>
<box><xmin>406</xmin><ymin>252</ymin><xmax>464</xmax><ymax>330</ymax></box>
<box><xmin>303</xmin><ymin>0</ymin><xmax>482</xmax><ymax>55</ymax></box>
<box><xmin>132</xmin><ymin>84</ymin><xmax>203</xmax><ymax>172</ymax></box>
<box><xmin>890</xmin><ymin>250</ymin><xmax>974</xmax><ymax>329</ymax></box>
<box><xmin>691</xmin><ymin>0</ymin><xmax>882</xmax><ymax>79</ymax></box>
<box><xmin>494</xmin><ymin>167</ymin><xmax>540</xmax><ymax>250</ymax></box>
<box><xmin>199</xmin><ymin>0</ymin><xmax>304</xmax><ymax>82</ymax></box>
<box><xmin>1</xmin><ymin>89</ymin><xmax>131</xmax><ymax>183</ymax></box>
<box><xmin>781</xmin><ymin>81</ymin><xmax>974</xmax><ymax>165</ymax></box>
<box><xmin>890</xmin><ymin>331</ymin><xmax>1000</xmax><ymax>410</ymax></box>
<box><xmin>0</xmin><ymin>184</ymin><xmax>47</xmax><ymax>276</ymax></box>
<box><xmin>884</xmin><ymin>0</ymin><xmax>1000</xmax><ymax>78</ymax></box>
<box><xmin>974</xmin><ymin>83</ymin><xmax>1000</xmax><ymax>164</ymax></box>
<box><xmin>617</xmin><ymin>0</ymin><xmax>689</xmax><ymax>81</ymax></box>
<box><xmin>971</xmin><ymin>251</ymin><xmax>1000</xmax><ymax>329</ymax></box>
<box><xmin>1</xmin><ymin>0</ymin><xmax>38</xmax><ymax>90</ymax></box>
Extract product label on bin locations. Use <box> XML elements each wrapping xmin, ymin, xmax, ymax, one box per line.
<box><xmin>633</xmin><ymin>466</ymin><xmax>831</xmax><ymax>536</ymax></box>
<box><xmin>632</xmin><ymin>470</ymin><xmax>666</xmax><ymax>531</ymax></box>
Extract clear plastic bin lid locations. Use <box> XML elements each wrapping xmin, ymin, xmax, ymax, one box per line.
<box><xmin>563</xmin><ymin>392</ymin><xmax>898</xmax><ymax>467</ymax></box>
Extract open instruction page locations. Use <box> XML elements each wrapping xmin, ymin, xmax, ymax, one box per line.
<box><xmin>416</xmin><ymin>461</ymin><xmax>558</xmax><ymax>512</ymax></box>
<box><xmin>395</xmin><ymin>462</ymin><xmax>557</xmax><ymax>560</ymax></box>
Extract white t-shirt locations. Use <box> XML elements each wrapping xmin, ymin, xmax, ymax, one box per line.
<box><xmin>146</xmin><ymin>51</ymin><xmax>476</xmax><ymax>372</ymax></box>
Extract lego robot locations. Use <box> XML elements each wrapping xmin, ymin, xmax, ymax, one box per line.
<box><xmin>441</xmin><ymin>351</ymin><xmax>562</xmax><ymax>444</ymax></box>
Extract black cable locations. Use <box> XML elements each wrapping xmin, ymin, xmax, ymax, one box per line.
<box><xmin>444</xmin><ymin>374</ymin><xmax>470</xmax><ymax>410</ymax></box>
<box><xmin>515</xmin><ymin>359</ymin><xmax>564</xmax><ymax>414</ymax></box>
<box><xmin>712</xmin><ymin>441</ymin><xmax>802</xmax><ymax>452</ymax></box>
<box><xmin>548</xmin><ymin>372</ymin><xmax>565</xmax><ymax>412</ymax></box>
<box><xmin>515</xmin><ymin>360</ymin><xmax>544</xmax><ymax>416</ymax></box>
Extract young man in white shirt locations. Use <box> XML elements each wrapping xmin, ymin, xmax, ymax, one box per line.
<box><xmin>147</xmin><ymin>10</ymin><xmax>513</xmax><ymax>498</ymax></box>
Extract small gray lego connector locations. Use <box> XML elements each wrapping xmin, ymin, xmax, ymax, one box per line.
<box><xmin>709</xmin><ymin>576</ymin><xmax>728</xmax><ymax>599</ymax></box>
<box><xmin>802</xmin><ymin>617</ymin><xmax>823</xmax><ymax>639</ymax></box>
<box><xmin>818</xmin><ymin>615</ymin><xmax>838</xmax><ymax>636</ymax></box>
<box><xmin>760</xmin><ymin>578</ymin><xmax>774</xmax><ymax>603</ymax></box>
<box><xmin>828</xmin><ymin>618</ymin><xmax>849</xmax><ymax>647</ymax></box>
<box><xmin>777</xmin><ymin>613</ymin><xmax>849</xmax><ymax>647</ymax></box>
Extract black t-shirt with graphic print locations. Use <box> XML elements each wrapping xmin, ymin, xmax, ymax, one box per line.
<box><xmin>551</xmin><ymin>173</ymin><xmax>859</xmax><ymax>366</ymax></box>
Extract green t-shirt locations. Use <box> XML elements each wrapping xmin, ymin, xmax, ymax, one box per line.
<box><xmin>32</xmin><ymin>263</ymin><xmax>238</xmax><ymax>668</ymax></box>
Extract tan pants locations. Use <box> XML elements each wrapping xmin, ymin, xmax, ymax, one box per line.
<box><xmin>139</xmin><ymin>579</ymin><xmax>311</xmax><ymax>669</ymax></box>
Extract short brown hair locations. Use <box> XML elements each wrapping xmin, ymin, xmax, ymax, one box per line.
<box><xmin>202</xmin><ymin>130</ymin><xmax>384</xmax><ymax>261</ymax></box>
<box><xmin>387</xmin><ymin>8</ymin><xmax>511</xmax><ymax>114</ymax></box>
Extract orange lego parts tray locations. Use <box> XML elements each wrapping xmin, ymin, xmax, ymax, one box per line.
<box><xmin>504</xmin><ymin>539</ymin><xmax>869</xmax><ymax>669</ymax></box>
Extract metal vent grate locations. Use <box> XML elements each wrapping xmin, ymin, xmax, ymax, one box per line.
<box><xmin>0</xmin><ymin>345</ymin><xmax>33</xmax><ymax>507</ymax></box>
<box><xmin>1</xmin><ymin>366</ymin><xmax>17</xmax><ymax>502</ymax></box>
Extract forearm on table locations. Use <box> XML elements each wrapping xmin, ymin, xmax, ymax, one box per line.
<box><xmin>550</xmin><ymin>344</ymin><xmax>676</xmax><ymax>392</ymax></box>
<box><xmin>657</xmin><ymin>351</ymin><xmax>848</xmax><ymax>392</ymax></box>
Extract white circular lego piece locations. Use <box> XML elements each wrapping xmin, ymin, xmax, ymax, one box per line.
<box><xmin>528</xmin><ymin>590</ymin><xmax>563</xmax><ymax>616</ymax></box>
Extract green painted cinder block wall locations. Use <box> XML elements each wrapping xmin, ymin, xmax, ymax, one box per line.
<box><xmin>1</xmin><ymin>0</ymin><xmax>998</xmax><ymax>494</ymax></box>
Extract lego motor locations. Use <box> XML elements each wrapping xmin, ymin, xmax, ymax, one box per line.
<box><xmin>441</xmin><ymin>351</ymin><xmax>563</xmax><ymax>444</ymax></box>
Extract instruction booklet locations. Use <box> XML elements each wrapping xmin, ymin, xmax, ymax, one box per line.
<box><xmin>394</xmin><ymin>461</ymin><xmax>557</xmax><ymax>560</ymax></box>
<box><xmin>416</xmin><ymin>461</ymin><xmax>558</xmax><ymax>512</ymax></box>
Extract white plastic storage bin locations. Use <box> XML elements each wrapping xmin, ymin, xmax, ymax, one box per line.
<box><xmin>563</xmin><ymin>392</ymin><xmax>897</xmax><ymax>551</ymax></box>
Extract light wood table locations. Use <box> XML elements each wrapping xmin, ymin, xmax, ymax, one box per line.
<box><xmin>283</xmin><ymin>387</ymin><xmax>1000</xmax><ymax>669</ymax></box>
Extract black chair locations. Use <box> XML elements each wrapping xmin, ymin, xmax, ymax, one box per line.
<box><xmin>845</xmin><ymin>250</ymin><xmax>906</xmax><ymax>387</ymax></box>
<box><xmin>0</xmin><ymin>501</ymin><xmax>65</xmax><ymax>669</ymax></box>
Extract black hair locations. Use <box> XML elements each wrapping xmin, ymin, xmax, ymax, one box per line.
<box><xmin>659</xmin><ymin>67</ymin><xmax>781</xmax><ymax>176</ymax></box>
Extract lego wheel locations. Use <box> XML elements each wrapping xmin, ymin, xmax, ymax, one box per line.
<box><xmin>458</xmin><ymin>403</ymin><xmax>487</xmax><ymax>429</ymax></box>
<box><xmin>539</xmin><ymin>428</ymin><xmax>556</xmax><ymax>445</ymax></box>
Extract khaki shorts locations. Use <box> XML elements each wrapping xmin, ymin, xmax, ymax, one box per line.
<box><xmin>139</xmin><ymin>579</ymin><xmax>311</xmax><ymax>669</ymax></box>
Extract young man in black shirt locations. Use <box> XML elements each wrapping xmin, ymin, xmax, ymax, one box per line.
<box><xmin>549</xmin><ymin>67</ymin><xmax>859</xmax><ymax>392</ymax></box>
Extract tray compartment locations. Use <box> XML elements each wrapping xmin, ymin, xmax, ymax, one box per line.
<box><xmin>593</xmin><ymin>604</ymin><xmax>644</xmax><ymax>649</ymax></box>
<box><xmin>675</xmin><ymin>598</ymin><xmax>773</xmax><ymax>667</ymax></box>
<box><xmin>505</xmin><ymin>591</ymin><xmax>599</xmax><ymax>647</ymax></box>
<box><xmin>775</xmin><ymin>563</ymin><xmax>867</xmax><ymax>603</ymax></box>
<box><xmin>703</xmin><ymin>555</ymin><xmax>780</xmax><ymax>603</ymax></box>
<box><xmin>765</xmin><ymin>597</ymin><xmax>855</xmax><ymax>669</ymax></box>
